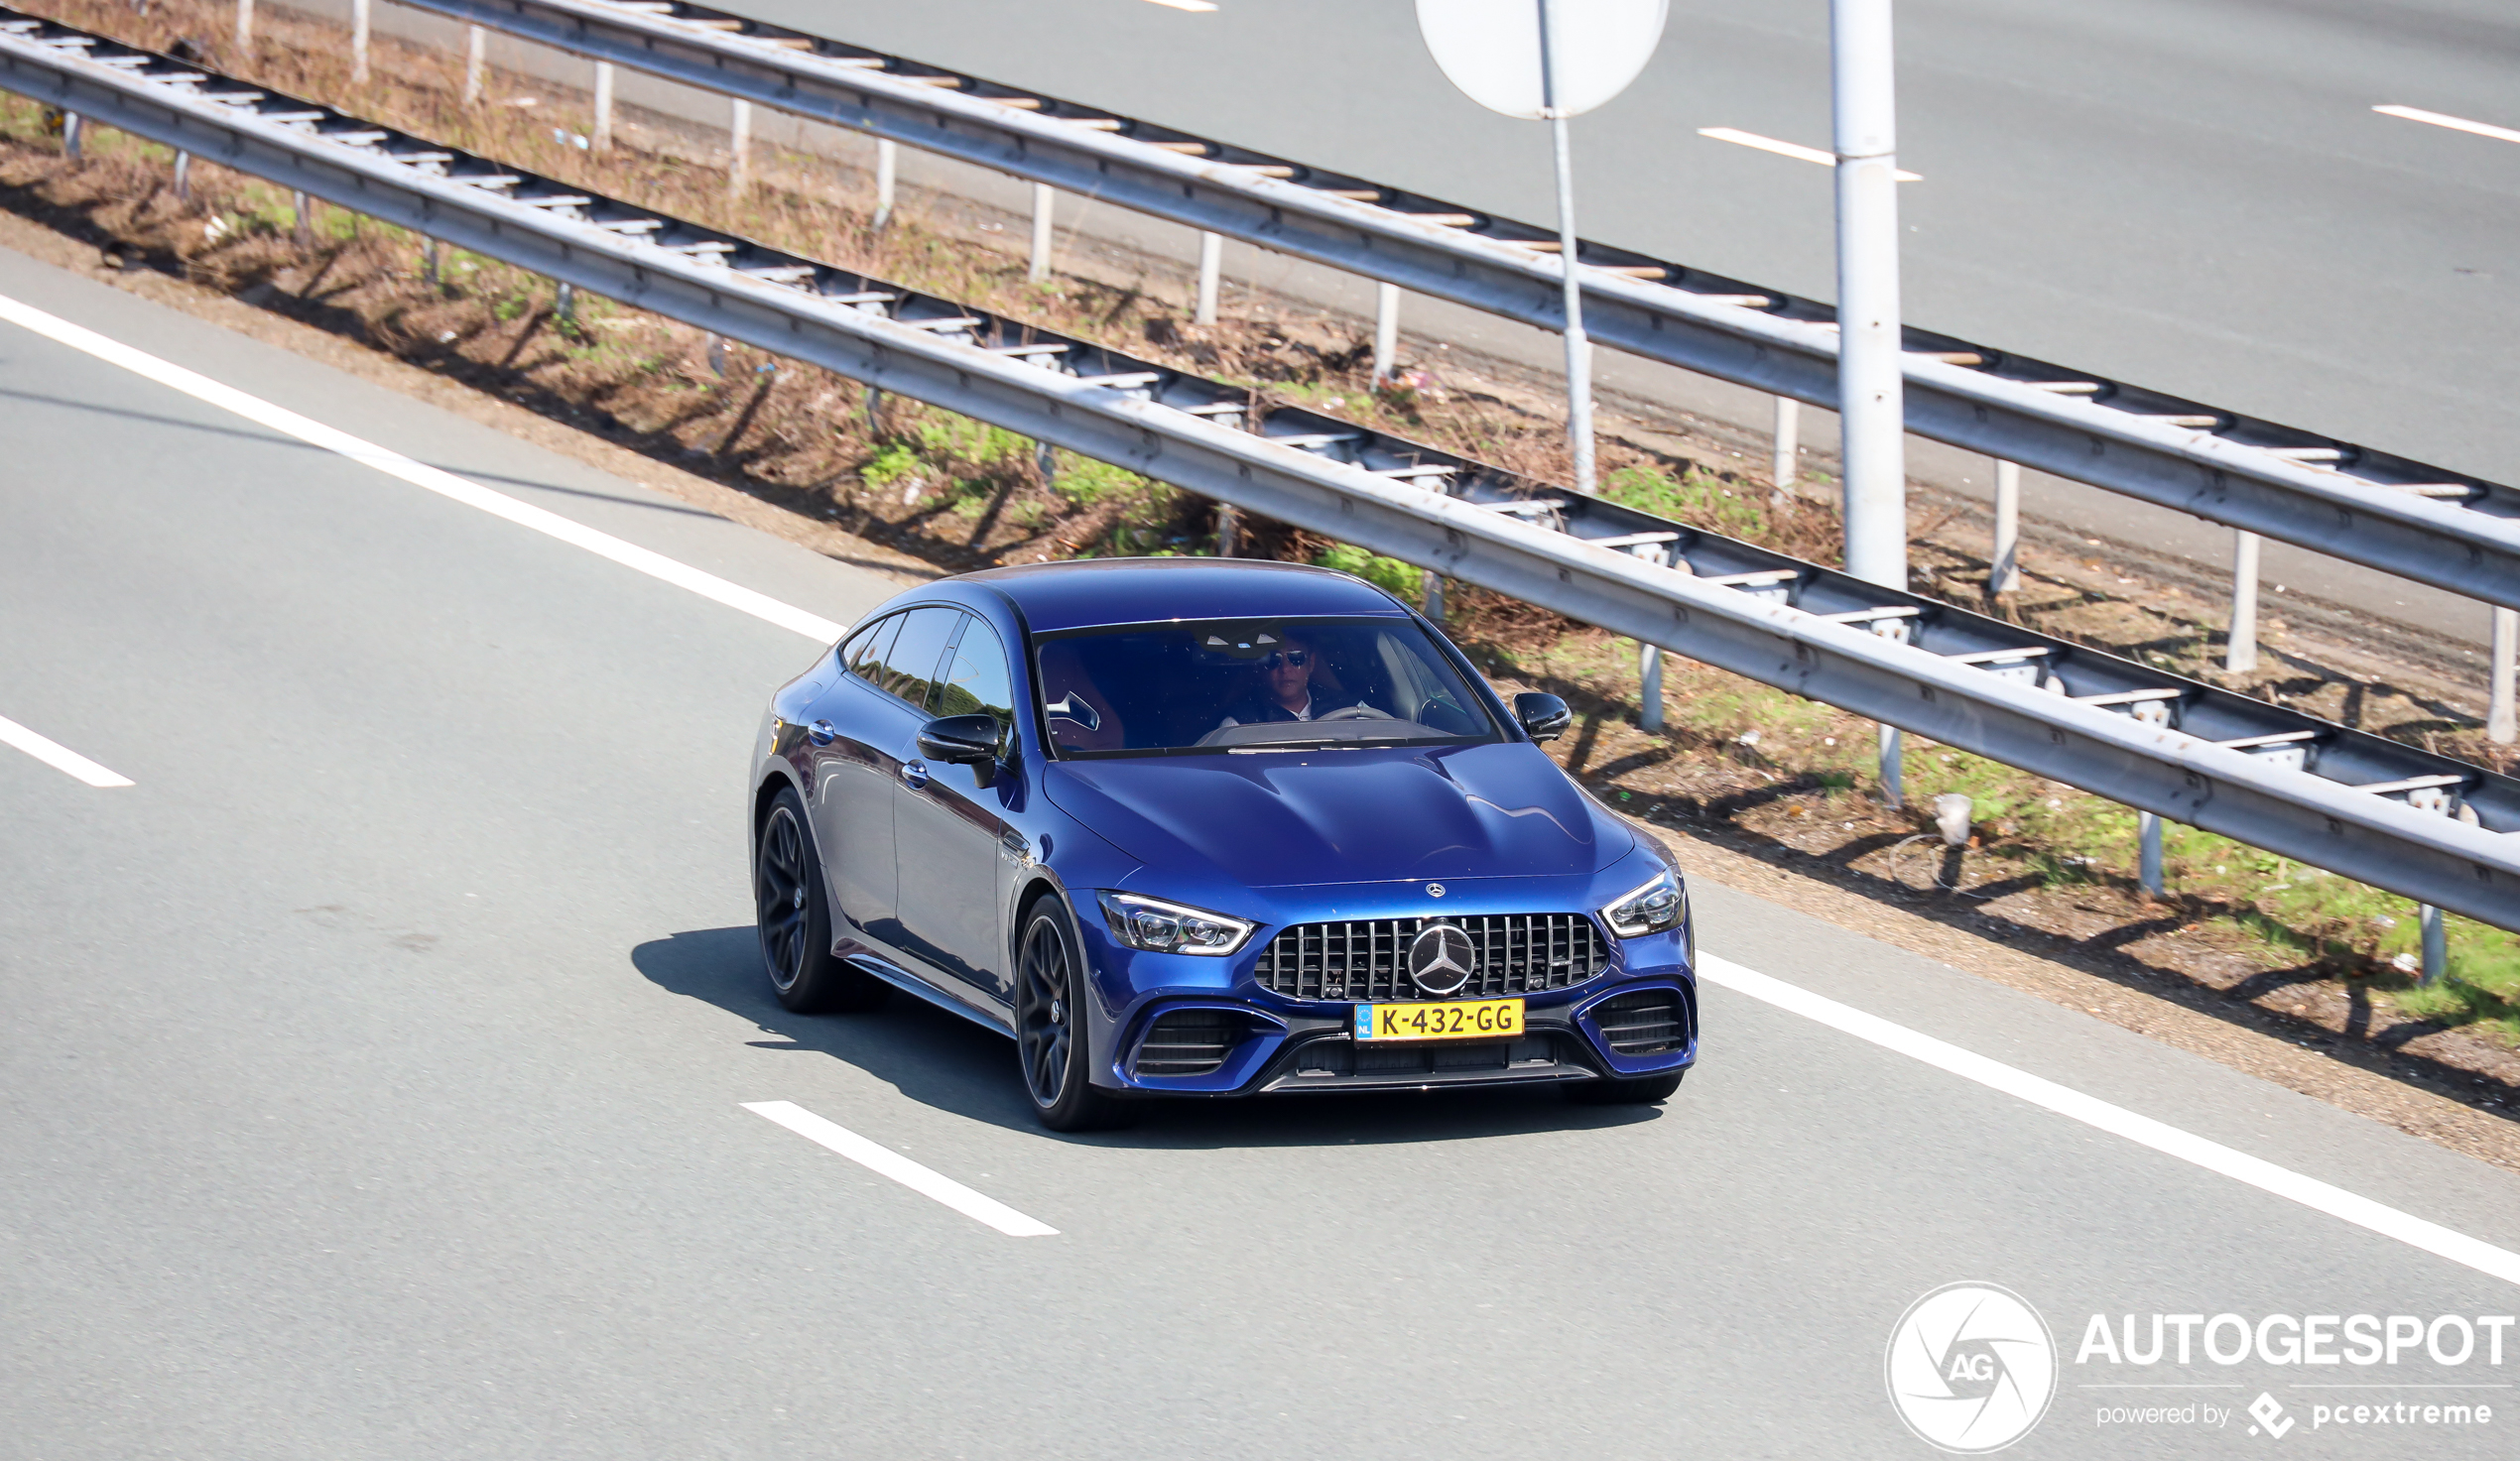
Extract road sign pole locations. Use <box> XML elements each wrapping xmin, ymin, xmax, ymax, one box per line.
<box><xmin>1831</xmin><ymin>0</ymin><xmax>1905</xmax><ymax>590</ymax></box>
<box><xmin>1539</xmin><ymin>0</ymin><xmax>1596</xmax><ymax>494</ymax></box>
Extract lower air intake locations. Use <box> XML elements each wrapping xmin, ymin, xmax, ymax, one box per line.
<box><xmin>1133</xmin><ymin>1009</ymin><xmax>1241</xmax><ymax>1077</ymax></box>
<box><xmin>1591</xmin><ymin>989</ymin><xmax>1690</xmax><ymax>1055</ymax></box>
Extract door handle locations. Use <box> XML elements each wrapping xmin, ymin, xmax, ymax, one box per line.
<box><xmin>807</xmin><ymin>719</ymin><xmax>838</xmax><ymax>746</ymax></box>
<box><xmin>899</xmin><ymin>760</ymin><xmax>931</xmax><ymax>790</ymax></box>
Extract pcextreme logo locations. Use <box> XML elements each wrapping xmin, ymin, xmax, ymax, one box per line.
<box><xmin>1886</xmin><ymin>1282</ymin><xmax>2060</xmax><ymax>1453</ymax></box>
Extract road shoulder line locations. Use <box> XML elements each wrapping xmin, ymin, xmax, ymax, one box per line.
<box><xmin>1700</xmin><ymin>952</ymin><xmax>2520</xmax><ymax>1289</ymax></box>
<box><xmin>742</xmin><ymin>1100</ymin><xmax>1059</xmax><ymax>1237</ymax></box>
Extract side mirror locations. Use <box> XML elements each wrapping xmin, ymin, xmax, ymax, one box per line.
<box><xmin>1513</xmin><ymin>692</ymin><xmax>1572</xmax><ymax>742</ymax></box>
<box><xmin>918</xmin><ymin>713</ymin><xmax>1005</xmax><ymax>778</ymax></box>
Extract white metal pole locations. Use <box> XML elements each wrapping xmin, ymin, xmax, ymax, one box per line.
<box><xmin>1991</xmin><ymin>458</ymin><xmax>2022</xmax><ymax>594</ymax></box>
<box><xmin>173</xmin><ymin>150</ymin><xmax>190</xmax><ymax>201</ymax></box>
<box><xmin>872</xmin><ymin>139</ymin><xmax>897</xmax><ymax>229</ymax></box>
<box><xmin>1537</xmin><ymin>0</ymin><xmax>1595</xmax><ymax>494</ymax></box>
<box><xmin>1215</xmin><ymin>503</ymin><xmax>1239</xmax><ymax>556</ymax></box>
<box><xmin>591</xmin><ymin>61</ymin><xmax>614</xmax><ymax>152</ymax></box>
<box><xmin>728</xmin><ymin>97</ymin><xmax>751</xmax><ymax>196</ymax></box>
<box><xmin>1029</xmin><ymin>183</ymin><xmax>1054</xmax><ymax>283</ymax></box>
<box><xmin>1634</xmin><ymin>541</ymin><xmax>1668</xmax><ymax>733</ymax></box>
<box><xmin>1830</xmin><ymin>0</ymin><xmax>1906</xmax><ymax>589</ymax></box>
<box><xmin>2226</xmin><ymin>528</ymin><xmax>2261</xmax><ymax>673</ymax></box>
<box><xmin>61</xmin><ymin>111</ymin><xmax>79</xmax><ymax>159</ymax></box>
<box><xmin>236</xmin><ymin>0</ymin><xmax>253</xmax><ymax>54</ymax></box>
<box><xmin>1770</xmin><ymin>395</ymin><xmax>1800</xmax><ymax>503</ymax></box>
<box><xmin>463</xmin><ymin>25</ymin><xmax>485</xmax><ymax>106</ymax></box>
<box><xmin>1878</xmin><ymin>724</ymin><xmax>1903</xmax><ymax>809</ymax></box>
<box><xmin>1194</xmin><ymin>230</ymin><xmax>1221</xmax><ymax>324</ymax></box>
<box><xmin>2419</xmin><ymin>903</ymin><xmax>2446</xmax><ymax>986</ymax></box>
<box><xmin>2489</xmin><ymin>605</ymin><xmax>2516</xmax><ymax>745</ymax></box>
<box><xmin>2138</xmin><ymin>810</ymin><xmax>2164</xmax><ymax>897</ymax></box>
<box><xmin>1424</xmin><ymin>572</ymin><xmax>1445</xmax><ymax>624</ymax></box>
<box><xmin>1372</xmin><ymin>282</ymin><xmax>1401</xmax><ymax>386</ymax></box>
<box><xmin>352</xmin><ymin>0</ymin><xmax>371</xmax><ymax>84</ymax></box>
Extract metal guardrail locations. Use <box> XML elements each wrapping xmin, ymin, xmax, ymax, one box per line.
<box><xmin>391</xmin><ymin>0</ymin><xmax>2520</xmax><ymax>613</ymax></box>
<box><xmin>2</xmin><ymin>13</ymin><xmax>2513</xmax><ymax>931</ymax></box>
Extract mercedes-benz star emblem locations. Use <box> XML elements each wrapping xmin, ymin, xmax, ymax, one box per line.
<box><xmin>1407</xmin><ymin>922</ymin><xmax>1478</xmax><ymax>996</ymax></box>
<box><xmin>1426</xmin><ymin>883</ymin><xmax>1446</xmax><ymax>898</ymax></box>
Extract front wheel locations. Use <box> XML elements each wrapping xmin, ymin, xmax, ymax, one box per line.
<box><xmin>1566</xmin><ymin>1070</ymin><xmax>1686</xmax><ymax>1105</ymax></box>
<box><xmin>1015</xmin><ymin>904</ymin><xmax>1133</xmax><ymax>1132</ymax></box>
<box><xmin>756</xmin><ymin>789</ymin><xmax>889</xmax><ymax>1014</ymax></box>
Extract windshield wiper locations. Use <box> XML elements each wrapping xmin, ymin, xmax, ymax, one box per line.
<box><xmin>1226</xmin><ymin>736</ymin><xmax>1429</xmax><ymax>753</ymax></box>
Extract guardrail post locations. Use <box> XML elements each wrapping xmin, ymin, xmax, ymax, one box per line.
<box><xmin>60</xmin><ymin>111</ymin><xmax>78</xmax><ymax>159</ymax></box>
<box><xmin>1372</xmin><ymin>282</ymin><xmax>1400</xmax><ymax>386</ymax></box>
<box><xmin>1424</xmin><ymin>571</ymin><xmax>1445</xmax><ymax>624</ymax></box>
<box><xmin>2490</xmin><ymin>606</ymin><xmax>2516</xmax><ymax>745</ymax></box>
<box><xmin>1029</xmin><ymin>183</ymin><xmax>1054</xmax><ymax>283</ymax></box>
<box><xmin>2137</xmin><ymin>810</ymin><xmax>2164</xmax><ymax>897</ymax></box>
<box><xmin>1195</xmin><ymin>230</ymin><xmax>1220</xmax><ymax>325</ymax></box>
<box><xmin>291</xmin><ymin>188</ymin><xmax>311</xmax><ymax>245</ymax></box>
<box><xmin>235</xmin><ymin>0</ymin><xmax>252</xmax><ymax>53</ymax></box>
<box><xmin>2225</xmin><ymin>528</ymin><xmax>2261</xmax><ymax>673</ymax></box>
<box><xmin>591</xmin><ymin>61</ymin><xmax>614</xmax><ymax>152</ymax></box>
<box><xmin>1215</xmin><ymin>502</ymin><xmax>1239</xmax><ymax>556</ymax></box>
<box><xmin>1770</xmin><ymin>395</ymin><xmax>1799</xmax><ymax>504</ymax></box>
<box><xmin>1878</xmin><ymin>724</ymin><xmax>1903</xmax><ymax>809</ymax></box>
<box><xmin>424</xmin><ymin>237</ymin><xmax>440</xmax><ymax>288</ymax></box>
<box><xmin>352</xmin><ymin>0</ymin><xmax>371</xmax><ymax>84</ymax></box>
<box><xmin>556</xmin><ymin>281</ymin><xmax>575</xmax><ymax>328</ymax></box>
<box><xmin>1633</xmin><ymin>542</ymin><xmax>1669</xmax><ymax>733</ymax></box>
<box><xmin>728</xmin><ymin>98</ymin><xmax>751</xmax><ymax>195</ymax></box>
<box><xmin>462</xmin><ymin>25</ymin><xmax>484</xmax><ymax>105</ymax></box>
<box><xmin>1991</xmin><ymin>458</ymin><xmax>2022</xmax><ymax>595</ymax></box>
<box><xmin>872</xmin><ymin>138</ymin><xmax>897</xmax><ymax>230</ymax></box>
<box><xmin>2420</xmin><ymin>903</ymin><xmax>2446</xmax><ymax>986</ymax></box>
<box><xmin>173</xmin><ymin>150</ymin><xmax>190</xmax><ymax>200</ymax></box>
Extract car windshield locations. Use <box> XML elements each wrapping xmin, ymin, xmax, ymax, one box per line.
<box><xmin>1033</xmin><ymin>616</ymin><xmax>1502</xmax><ymax>757</ymax></box>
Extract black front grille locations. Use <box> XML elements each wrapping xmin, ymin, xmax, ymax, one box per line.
<box><xmin>1253</xmin><ymin>914</ymin><xmax>1611</xmax><ymax>1000</ymax></box>
<box><xmin>1591</xmin><ymin>989</ymin><xmax>1690</xmax><ymax>1055</ymax></box>
<box><xmin>1295</xmin><ymin>1034</ymin><xmax>1560</xmax><ymax>1079</ymax></box>
<box><xmin>1133</xmin><ymin>1009</ymin><xmax>1242</xmax><ymax>1077</ymax></box>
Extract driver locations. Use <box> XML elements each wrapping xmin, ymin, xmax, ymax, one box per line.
<box><xmin>1214</xmin><ymin>631</ymin><xmax>1365</xmax><ymax>730</ymax></box>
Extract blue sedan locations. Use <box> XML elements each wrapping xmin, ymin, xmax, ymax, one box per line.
<box><xmin>749</xmin><ymin>558</ymin><xmax>1697</xmax><ymax>1130</ymax></box>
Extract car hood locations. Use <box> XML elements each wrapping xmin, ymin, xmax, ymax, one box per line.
<box><xmin>1045</xmin><ymin>742</ymin><xmax>1629</xmax><ymax>889</ymax></box>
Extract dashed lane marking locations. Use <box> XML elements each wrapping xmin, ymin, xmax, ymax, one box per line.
<box><xmin>743</xmin><ymin>1101</ymin><xmax>1059</xmax><ymax>1237</ymax></box>
<box><xmin>0</xmin><ymin>712</ymin><xmax>133</xmax><ymax>788</ymax></box>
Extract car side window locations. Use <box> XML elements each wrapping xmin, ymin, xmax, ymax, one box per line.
<box><xmin>879</xmin><ymin>605</ymin><xmax>962</xmax><ymax>709</ymax></box>
<box><xmin>934</xmin><ymin>615</ymin><xmax>1016</xmax><ymax>742</ymax></box>
<box><xmin>843</xmin><ymin>614</ymin><xmax>900</xmax><ymax>686</ymax></box>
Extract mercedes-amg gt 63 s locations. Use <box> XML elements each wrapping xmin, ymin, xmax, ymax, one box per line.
<box><xmin>749</xmin><ymin>558</ymin><xmax>1697</xmax><ymax>1130</ymax></box>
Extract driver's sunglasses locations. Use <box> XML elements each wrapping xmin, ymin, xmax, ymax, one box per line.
<box><xmin>1259</xmin><ymin>649</ymin><xmax>1312</xmax><ymax>670</ymax></box>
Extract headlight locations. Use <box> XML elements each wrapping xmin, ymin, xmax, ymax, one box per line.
<box><xmin>1096</xmin><ymin>892</ymin><xmax>1256</xmax><ymax>956</ymax></box>
<box><xmin>1601</xmin><ymin>868</ymin><xmax>1686</xmax><ymax>938</ymax></box>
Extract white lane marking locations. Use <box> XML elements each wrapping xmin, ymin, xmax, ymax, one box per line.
<box><xmin>0</xmin><ymin>712</ymin><xmax>133</xmax><ymax>788</ymax></box>
<box><xmin>1142</xmin><ymin>0</ymin><xmax>1219</xmax><ymax>11</ymax></box>
<box><xmin>2374</xmin><ymin>104</ymin><xmax>2520</xmax><ymax>147</ymax></box>
<box><xmin>0</xmin><ymin>294</ymin><xmax>847</xmax><ymax>646</ymax></box>
<box><xmin>1698</xmin><ymin>126</ymin><xmax>1924</xmax><ymax>182</ymax></box>
<box><xmin>1698</xmin><ymin>953</ymin><xmax>2520</xmax><ymax>1289</ymax></box>
<box><xmin>742</xmin><ymin>1100</ymin><xmax>1059</xmax><ymax>1237</ymax></box>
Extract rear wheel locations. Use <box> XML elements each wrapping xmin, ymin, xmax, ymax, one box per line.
<box><xmin>1567</xmin><ymin>1070</ymin><xmax>1686</xmax><ymax>1105</ymax></box>
<box><xmin>1015</xmin><ymin>903</ymin><xmax>1133</xmax><ymax>1132</ymax></box>
<box><xmin>755</xmin><ymin>789</ymin><xmax>889</xmax><ymax>1014</ymax></box>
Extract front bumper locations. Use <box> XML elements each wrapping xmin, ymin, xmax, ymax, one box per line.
<box><xmin>1082</xmin><ymin>934</ymin><xmax>1697</xmax><ymax>1098</ymax></box>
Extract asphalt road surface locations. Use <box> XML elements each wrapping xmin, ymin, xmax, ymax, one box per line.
<box><xmin>680</xmin><ymin>0</ymin><xmax>2518</xmax><ymax>654</ymax></box>
<box><xmin>7</xmin><ymin>248</ymin><xmax>2520</xmax><ymax>1459</ymax></box>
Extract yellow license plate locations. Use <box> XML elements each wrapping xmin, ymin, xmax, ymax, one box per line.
<box><xmin>1354</xmin><ymin>997</ymin><xmax>1525</xmax><ymax>1042</ymax></box>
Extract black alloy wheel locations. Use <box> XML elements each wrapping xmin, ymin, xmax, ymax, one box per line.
<box><xmin>1015</xmin><ymin>904</ymin><xmax>1132</xmax><ymax>1132</ymax></box>
<box><xmin>1567</xmin><ymin>1070</ymin><xmax>1686</xmax><ymax>1105</ymax></box>
<box><xmin>755</xmin><ymin>788</ymin><xmax>888</xmax><ymax>1014</ymax></box>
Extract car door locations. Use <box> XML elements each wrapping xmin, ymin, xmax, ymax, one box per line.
<box><xmin>808</xmin><ymin>605</ymin><xmax>958</xmax><ymax>949</ymax></box>
<box><xmin>891</xmin><ymin>612</ymin><xmax>1020</xmax><ymax>1002</ymax></box>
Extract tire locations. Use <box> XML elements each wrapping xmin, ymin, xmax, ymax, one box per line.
<box><xmin>1567</xmin><ymin>1069</ymin><xmax>1686</xmax><ymax>1105</ymax></box>
<box><xmin>1014</xmin><ymin>902</ymin><xmax>1134</xmax><ymax>1132</ymax></box>
<box><xmin>755</xmin><ymin>788</ymin><xmax>889</xmax><ymax>1015</ymax></box>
